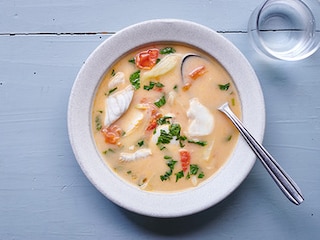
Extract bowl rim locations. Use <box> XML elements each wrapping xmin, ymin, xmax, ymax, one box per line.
<box><xmin>68</xmin><ymin>19</ymin><xmax>265</xmax><ymax>218</ymax></box>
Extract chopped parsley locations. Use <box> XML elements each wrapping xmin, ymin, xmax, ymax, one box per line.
<box><xmin>219</xmin><ymin>83</ymin><xmax>230</xmax><ymax>91</ymax></box>
<box><xmin>157</xmin><ymin>116</ymin><xmax>172</xmax><ymax>125</ymax></box>
<box><xmin>160</xmin><ymin>47</ymin><xmax>176</xmax><ymax>55</ymax></box>
<box><xmin>95</xmin><ymin>115</ymin><xmax>102</xmax><ymax>131</ymax></box>
<box><xmin>157</xmin><ymin>129</ymin><xmax>173</xmax><ymax>145</ymax></box>
<box><xmin>144</xmin><ymin>81</ymin><xmax>164</xmax><ymax>91</ymax></box>
<box><xmin>198</xmin><ymin>172</ymin><xmax>205</xmax><ymax>178</ymax></box>
<box><xmin>190</xmin><ymin>164</ymin><xmax>199</xmax><ymax>175</ymax></box>
<box><xmin>188</xmin><ymin>139</ymin><xmax>207</xmax><ymax>146</ymax></box>
<box><xmin>111</xmin><ymin>69</ymin><xmax>116</xmax><ymax>76</ymax></box>
<box><xmin>137</xmin><ymin>140</ymin><xmax>144</xmax><ymax>147</ymax></box>
<box><xmin>160</xmin><ymin>157</ymin><xmax>177</xmax><ymax>181</ymax></box>
<box><xmin>107</xmin><ymin>87</ymin><xmax>117</xmax><ymax>95</ymax></box>
<box><xmin>154</xmin><ymin>95</ymin><xmax>166</xmax><ymax>108</ymax></box>
<box><xmin>169</xmin><ymin>123</ymin><xmax>181</xmax><ymax>138</ymax></box>
<box><xmin>130</xmin><ymin>70</ymin><xmax>140</xmax><ymax>89</ymax></box>
<box><xmin>128</xmin><ymin>58</ymin><xmax>135</xmax><ymax>64</ymax></box>
<box><xmin>173</xmin><ymin>84</ymin><xmax>178</xmax><ymax>91</ymax></box>
<box><xmin>226</xmin><ymin>135</ymin><xmax>232</xmax><ymax>141</ymax></box>
<box><xmin>102</xmin><ymin>148</ymin><xmax>115</xmax><ymax>155</ymax></box>
<box><xmin>175</xmin><ymin>171</ymin><xmax>184</xmax><ymax>182</ymax></box>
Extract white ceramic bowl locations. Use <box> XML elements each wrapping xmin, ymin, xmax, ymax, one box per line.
<box><xmin>68</xmin><ymin>19</ymin><xmax>265</xmax><ymax>218</ymax></box>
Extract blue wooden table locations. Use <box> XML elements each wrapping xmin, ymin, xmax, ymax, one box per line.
<box><xmin>1</xmin><ymin>1</ymin><xmax>319</xmax><ymax>239</ymax></box>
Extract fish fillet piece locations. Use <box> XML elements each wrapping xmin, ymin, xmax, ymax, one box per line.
<box><xmin>142</xmin><ymin>54</ymin><xmax>181</xmax><ymax>81</ymax></box>
<box><xmin>108</xmin><ymin>72</ymin><xmax>125</xmax><ymax>89</ymax></box>
<box><xmin>104</xmin><ymin>85</ymin><xmax>134</xmax><ymax>127</ymax></box>
<box><xmin>187</xmin><ymin>98</ymin><xmax>214</xmax><ymax>137</ymax></box>
<box><xmin>119</xmin><ymin>148</ymin><xmax>152</xmax><ymax>162</ymax></box>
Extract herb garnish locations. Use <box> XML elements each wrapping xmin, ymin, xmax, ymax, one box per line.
<box><xmin>219</xmin><ymin>83</ymin><xmax>230</xmax><ymax>91</ymax></box>
<box><xmin>138</xmin><ymin>140</ymin><xmax>144</xmax><ymax>147</ymax></box>
<box><xmin>160</xmin><ymin>156</ymin><xmax>177</xmax><ymax>181</ymax></box>
<box><xmin>226</xmin><ymin>135</ymin><xmax>232</xmax><ymax>141</ymax></box>
<box><xmin>157</xmin><ymin>116</ymin><xmax>172</xmax><ymax>125</ymax></box>
<box><xmin>144</xmin><ymin>81</ymin><xmax>164</xmax><ymax>91</ymax></box>
<box><xmin>95</xmin><ymin>115</ymin><xmax>102</xmax><ymax>131</ymax></box>
<box><xmin>173</xmin><ymin>85</ymin><xmax>178</xmax><ymax>91</ymax></box>
<box><xmin>128</xmin><ymin>58</ymin><xmax>135</xmax><ymax>64</ymax></box>
<box><xmin>160</xmin><ymin>47</ymin><xmax>176</xmax><ymax>55</ymax></box>
<box><xmin>107</xmin><ymin>87</ymin><xmax>117</xmax><ymax>96</ymax></box>
<box><xmin>154</xmin><ymin>95</ymin><xmax>166</xmax><ymax>108</ymax></box>
<box><xmin>169</xmin><ymin>123</ymin><xmax>181</xmax><ymax>138</ymax></box>
<box><xmin>102</xmin><ymin>148</ymin><xmax>115</xmax><ymax>155</ymax></box>
<box><xmin>175</xmin><ymin>171</ymin><xmax>184</xmax><ymax>182</ymax></box>
<box><xmin>188</xmin><ymin>139</ymin><xmax>207</xmax><ymax>146</ymax></box>
<box><xmin>111</xmin><ymin>69</ymin><xmax>116</xmax><ymax>76</ymax></box>
<box><xmin>198</xmin><ymin>172</ymin><xmax>205</xmax><ymax>179</ymax></box>
<box><xmin>157</xmin><ymin>129</ymin><xmax>173</xmax><ymax>145</ymax></box>
<box><xmin>130</xmin><ymin>70</ymin><xmax>140</xmax><ymax>89</ymax></box>
<box><xmin>190</xmin><ymin>164</ymin><xmax>199</xmax><ymax>175</ymax></box>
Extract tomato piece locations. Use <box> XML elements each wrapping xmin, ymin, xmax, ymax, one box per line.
<box><xmin>189</xmin><ymin>65</ymin><xmax>206</xmax><ymax>80</ymax></box>
<box><xmin>135</xmin><ymin>48</ymin><xmax>159</xmax><ymax>70</ymax></box>
<box><xmin>179</xmin><ymin>149</ymin><xmax>191</xmax><ymax>172</ymax></box>
<box><xmin>146</xmin><ymin>107</ymin><xmax>162</xmax><ymax>131</ymax></box>
<box><xmin>101</xmin><ymin>125</ymin><xmax>122</xmax><ymax>145</ymax></box>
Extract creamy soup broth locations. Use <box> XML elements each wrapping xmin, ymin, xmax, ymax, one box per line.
<box><xmin>92</xmin><ymin>44</ymin><xmax>241</xmax><ymax>192</ymax></box>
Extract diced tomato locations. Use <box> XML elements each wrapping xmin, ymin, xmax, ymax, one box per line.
<box><xmin>135</xmin><ymin>48</ymin><xmax>159</xmax><ymax>70</ymax></box>
<box><xmin>179</xmin><ymin>149</ymin><xmax>191</xmax><ymax>172</ymax></box>
<box><xmin>101</xmin><ymin>125</ymin><xmax>122</xmax><ymax>145</ymax></box>
<box><xmin>189</xmin><ymin>65</ymin><xmax>206</xmax><ymax>80</ymax></box>
<box><xmin>146</xmin><ymin>107</ymin><xmax>162</xmax><ymax>131</ymax></box>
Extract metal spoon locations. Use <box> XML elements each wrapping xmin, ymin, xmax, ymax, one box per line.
<box><xmin>218</xmin><ymin>102</ymin><xmax>304</xmax><ymax>205</ymax></box>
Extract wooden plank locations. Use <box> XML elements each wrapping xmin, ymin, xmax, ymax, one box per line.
<box><xmin>0</xmin><ymin>33</ymin><xmax>320</xmax><ymax>238</ymax></box>
<box><xmin>0</xmin><ymin>0</ymin><xmax>261</xmax><ymax>34</ymax></box>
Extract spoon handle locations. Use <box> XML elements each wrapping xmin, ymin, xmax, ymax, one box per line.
<box><xmin>218</xmin><ymin>103</ymin><xmax>304</xmax><ymax>205</ymax></box>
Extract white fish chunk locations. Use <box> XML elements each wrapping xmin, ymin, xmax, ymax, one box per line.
<box><xmin>108</xmin><ymin>72</ymin><xmax>125</xmax><ymax>89</ymax></box>
<box><xmin>123</xmin><ymin>110</ymin><xmax>144</xmax><ymax>136</ymax></box>
<box><xmin>119</xmin><ymin>148</ymin><xmax>152</xmax><ymax>162</ymax></box>
<box><xmin>104</xmin><ymin>85</ymin><xmax>134</xmax><ymax>127</ymax></box>
<box><xmin>187</xmin><ymin>98</ymin><xmax>214</xmax><ymax>137</ymax></box>
<box><xmin>142</xmin><ymin>54</ymin><xmax>181</xmax><ymax>81</ymax></box>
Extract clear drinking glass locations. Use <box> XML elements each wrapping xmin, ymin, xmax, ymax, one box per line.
<box><xmin>248</xmin><ymin>0</ymin><xmax>320</xmax><ymax>61</ymax></box>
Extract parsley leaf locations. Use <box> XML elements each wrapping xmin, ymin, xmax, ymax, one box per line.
<box><xmin>175</xmin><ymin>171</ymin><xmax>184</xmax><ymax>182</ymax></box>
<box><xmin>157</xmin><ymin>129</ymin><xmax>173</xmax><ymax>145</ymax></box>
<box><xmin>218</xmin><ymin>83</ymin><xmax>230</xmax><ymax>91</ymax></box>
<box><xmin>188</xmin><ymin>139</ymin><xmax>207</xmax><ymax>146</ymax></box>
<box><xmin>137</xmin><ymin>140</ymin><xmax>144</xmax><ymax>147</ymax></box>
<box><xmin>144</xmin><ymin>81</ymin><xmax>164</xmax><ymax>91</ymax></box>
<box><xmin>154</xmin><ymin>95</ymin><xmax>166</xmax><ymax>108</ymax></box>
<box><xmin>130</xmin><ymin>70</ymin><xmax>140</xmax><ymax>89</ymax></box>
<box><xmin>107</xmin><ymin>87</ymin><xmax>117</xmax><ymax>96</ymax></box>
<box><xmin>128</xmin><ymin>58</ymin><xmax>135</xmax><ymax>64</ymax></box>
<box><xmin>157</xmin><ymin>116</ymin><xmax>172</xmax><ymax>125</ymax></box>
<box><xmin>95</xmin><ymin>115</ymin><xmax>102</xmax><ymax>131</ymax></box>
<box><xmin>169</xmin><ymin>123</ymin><xmax>181</xmax><ymax>138</ymax></box>
<box><xmin>190</xmin><ymin>164</ymin><xmax>199</xmax><ymax>175</ymax></box>
<box><xmin>198</xmin><ymin>172</ymin><xmax>205</xmax><ymax>178</ymax></box>
<box><xmin>160</xmin><ymin>47</ymin><xmax>176</xmax><ymax>55</ymax></box>
<box><xmin>160</xmin><ymin>157</ymin><xmax>177</xmax><ymax>181</ymax></box>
